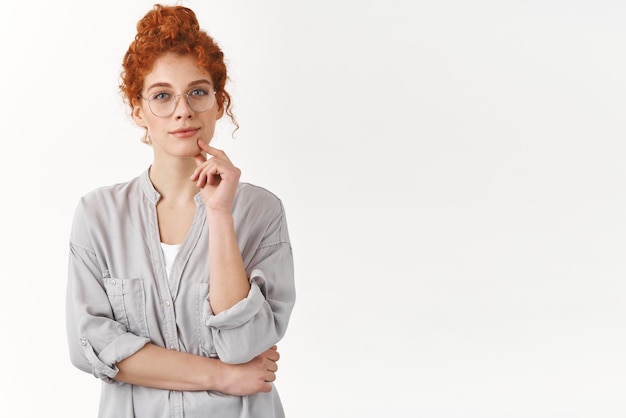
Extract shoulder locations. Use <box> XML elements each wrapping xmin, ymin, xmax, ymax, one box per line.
<box><xmin>78</xmin><ymin>175</ymin><xmax>143</xmax><ymax>211</ymax></box>
<box><xmin>70</xmin><ymin>174</ymin><xmax>144</xmax><ymax>247</ymax></box>
<box><xmin>233</xmin><ymin>183</ymin><xmax>291</xmax><ymax>244</ymax></box>
<box><xmin>234</xmin><ymin>182</ymin><xmax>285</xmax><ymax>212</ymax></box>
<box><xmin>72</xmin><ymin>174</ymin><xmax>143</xmax><ymax>228</ymax></box>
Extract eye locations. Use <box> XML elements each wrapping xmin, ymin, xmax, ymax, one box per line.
<box><xmin>151</xmin><ymin>92</ymin><xmax>171</xmax><ymax>101</ymax></box>
<box><xmin>189</xmin><ymin>88</ymin><xmax>210</xmax><ymax>97</ymax></box>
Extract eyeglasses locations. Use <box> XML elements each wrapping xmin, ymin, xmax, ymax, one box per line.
<box><xmin>140</xmin><ymin>87</ymin><xmax>217</xmax><ymax>118</ymax></box>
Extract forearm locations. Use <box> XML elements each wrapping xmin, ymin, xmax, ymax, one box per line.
<box><xmin>116</xmin><ymin>343</ymin><xmax>280</xmax><ymax>396</ymax></box>
<box><xmin>207</xmin><ymin>211</ymin><xmax>250</xmax><ymax>314</ymax></box>
<box><xmin>115</xmin><ymin>343</ymin><xmax>225</xmax><ymax>391</ymax></box>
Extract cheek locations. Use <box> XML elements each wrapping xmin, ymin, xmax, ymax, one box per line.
<box><xmin>141</xmin><ymin>120</ymin><xmax>167</xmax><ymax>142</ymax></box>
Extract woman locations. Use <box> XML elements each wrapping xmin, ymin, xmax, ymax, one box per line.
<box><xmin>66</xmin><ymin>4</ymin><xmax>295</xmax><ymax>417</ymax></box>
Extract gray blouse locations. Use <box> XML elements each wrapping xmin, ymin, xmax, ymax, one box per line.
<box><xmin>66</xmin><ymin>169</ymin><xmax>295</xmax><ymax>418</ymax></box>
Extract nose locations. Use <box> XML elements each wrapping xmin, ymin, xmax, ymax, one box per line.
<box><xmin>173</xmin><ymin>93</ymin><xmax>194</xmax><ymax>119</ymax></box>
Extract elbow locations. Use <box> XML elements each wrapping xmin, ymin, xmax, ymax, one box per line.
<box><xmin>214</xmin><ymin>329</ymin><xmax>283</xmax><ymax>365</ymax></box>
<box><xmin>69</xmin><ymin>348</ymin><xmax>92</xmax><ymax>375</ymax></box>
<box><xmin>216</xmin><ymin>347</ymin><xmax>257</xmax><ymax>365</ymax></box>
<box><xmin>219</xmin><ymin>354</ymin><xmax>251</xmax><ymax>365</ymax></box>
<box><xmin>68</xmin><ymin>336</ymin><xmax>98</xmax><ymax>376</ymax></box>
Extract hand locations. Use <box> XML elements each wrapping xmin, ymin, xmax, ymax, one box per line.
<box><xmin>219</xmin><ymin>346</ymin><xmax>280</xmax><ymax>396</ymax></box>
<box><xmin>191</xmin><ymin>139</ymin><xmax>241</xmax><ymax>213</ymax></box>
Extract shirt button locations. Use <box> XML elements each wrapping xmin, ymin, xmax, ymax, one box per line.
<box><xmin>110</xmin><ymin>279</ymin><xmax>116</xmax><ymax>285</ymax></box>
<box><xmin>80</xmin><ymin>339</ymin><xmax>87</xmax><ymax>346</ymax></box>
<box><xmin>165</xmin><ymin>301</ymin><xmax>171</xmax><ymax>307</ymax></box>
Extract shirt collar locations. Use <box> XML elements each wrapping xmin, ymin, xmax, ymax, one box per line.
<box><xmin>140</xmin><ymin>166</ymin><xmax>205</xmax><ymax>207</ymax></box>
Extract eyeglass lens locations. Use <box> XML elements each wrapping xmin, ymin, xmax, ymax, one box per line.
<box><xmin>148</xmin><ymin>89</ymin><xmax>215</xmax><ymax>117</ymax></box>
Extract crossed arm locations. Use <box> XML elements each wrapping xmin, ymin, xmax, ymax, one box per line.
<box><xmin>115</xmin><ymin>343</ymin><xmax>280</xmax><ymax>395</ymax></box>
<box><xmin>116</xmin><ymin>142</ymin><xmax>279</xmax><ymax>395</ymax></box>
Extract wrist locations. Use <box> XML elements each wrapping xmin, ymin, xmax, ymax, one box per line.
<box><xmin>204</xmin><ymin>358</ymin><xmax>227</xmax><ymax>392</ymax></box>
<box><xmin>206</xmin><ymin>209</ymin><xmax>234</xmax><ymax>224</ymax></box>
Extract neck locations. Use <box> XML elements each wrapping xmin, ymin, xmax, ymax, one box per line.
<box><xmin>149</xmin><ymin>155</ymin><xmax>199</xmax><ymax>204</ymax></box>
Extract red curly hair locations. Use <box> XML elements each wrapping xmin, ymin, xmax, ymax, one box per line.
<box><xmin>119</xmin><ymin>4</ymin><xmax>237</xmax><ymax>139</ymax></box>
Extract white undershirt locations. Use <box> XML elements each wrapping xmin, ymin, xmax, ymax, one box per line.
<box><xmin>160</xmin><ymin>242</ymin><xmax>181</xmax><ymax>279</ymax></box>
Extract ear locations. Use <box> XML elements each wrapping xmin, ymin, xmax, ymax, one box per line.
<box><xmin>132</xmin><ymin>100</ymin><xmax>148</xmax><ymax>128</ymax></box>
<box><xmin>217</xmin><ymin>106</ymin><xmax>224</xmax><ymax>120</ymax></box>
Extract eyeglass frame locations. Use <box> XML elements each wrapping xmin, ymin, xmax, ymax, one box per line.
<box><xmin>138</xmin><ymin>87</ymin><xmax>217</xmax><ymax>118</ymax></box>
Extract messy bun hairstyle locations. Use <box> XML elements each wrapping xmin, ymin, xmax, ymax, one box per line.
<box><xmin>120</xmin><ymin>4</ymin><xmax>237</xmax><ymax>136</ymax></box>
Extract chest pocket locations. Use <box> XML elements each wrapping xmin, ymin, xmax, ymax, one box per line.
<box><xmin>103</xmin><ymin>277</ymin><xmax>149</xmax><ymax>338</ymax></box>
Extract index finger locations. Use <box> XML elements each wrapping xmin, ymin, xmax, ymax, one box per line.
<box><xmin>197</xmin><ymin>139</ymin><xmax>232</xmax><ymax>163</ymax></box>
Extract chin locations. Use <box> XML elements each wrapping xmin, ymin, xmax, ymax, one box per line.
<box><xmin>167</xmin><ymin>142</ymin><xmax>202</xmax><ymax>158</ymax></box>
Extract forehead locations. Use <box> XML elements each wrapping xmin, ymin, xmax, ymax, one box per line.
<box><xmin>143</xmin><ymin>52</ymin><xmax>212</xmax><ymax>90</ymax></box>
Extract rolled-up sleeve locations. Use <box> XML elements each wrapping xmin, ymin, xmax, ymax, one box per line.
<box><xmin>203</xmin><ymin>200</ymin><xmax>296</xmax><ymax>364</ymax></box>
<box><xmin>66</xmin><ymin>202</ymin><xmax>150</xmax><ymax>382</ymax></box>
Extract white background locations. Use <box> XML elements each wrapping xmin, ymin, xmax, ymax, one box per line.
<box><xmin>1</xmin><ymin>0</ymin><xmax>625</xmax><ymax>417</ymax></box>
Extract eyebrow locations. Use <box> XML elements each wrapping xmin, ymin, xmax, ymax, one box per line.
<box><xmin>146</xmin><ymin>79</ymin><xmax>213</xmax><ymax>92</ymax></box>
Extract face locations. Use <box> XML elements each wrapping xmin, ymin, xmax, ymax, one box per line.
<box><xmin>132</xmin><ymin>52</ymin><xmax>223</xmax><ymax>159</ymax></box>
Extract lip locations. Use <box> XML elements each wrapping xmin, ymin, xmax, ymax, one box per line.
<box><xmin>170</xmin><ymin>127</ymin><xmax>200</xmax><ymax>139</ymax></box>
